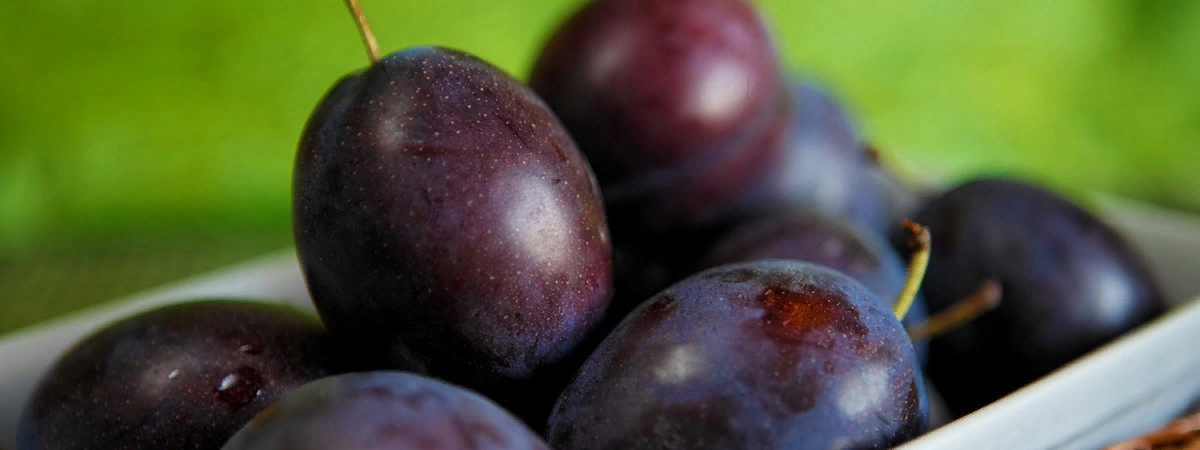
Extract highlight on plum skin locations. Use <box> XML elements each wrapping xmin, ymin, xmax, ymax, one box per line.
<box><xmin>529</xmin><ymin>0</ymin><xmax>789</xmax><ymax>236</ymax></box>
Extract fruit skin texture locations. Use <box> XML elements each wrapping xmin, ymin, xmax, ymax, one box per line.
<box><xmin>698</xmin><ymin>209</ymin><xmax>931</xmax><ymax>364</ymax></box>
<box><xmin>17</xmin><ymin>300</ymin><xmax>336</xmax><ymax>450</ymax></box>
<box><xmin>602</xmin><ymin>79</ymin><xmax>919</xmax><ymax>326</ymax></box>
<box><xmin>911</xmin><ymin>177</ymin><xmax>1168</xmax><ymax>415</ymax></box>
<box><xmin>220</xmin><ymin>371</ymin><xmax>550</xmax><ymax>450</ymax></box>
<box><xmin>292</xmin><ymin>46</ymin><xmax>613</xmax><ymax>393</ymax></box>
<box><xmin>530</xmin><ymin>0</ymin><xmax>787</xmax><ymax>235</ymax></box>
<box><xmin>547</xmin><ymin>260</ymin><xmax>928</xmax><ymax>450</ymax></box>
<box><xmin>747</xmin><ymin>80</ymin><xmax>917</xmax><ymax>236</ymax></box>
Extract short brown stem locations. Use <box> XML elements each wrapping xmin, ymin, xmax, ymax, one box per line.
<box><xmin>907</xmin><ymin>280</ymin><xmax>1002</xmax><ymax>341</ymax></box>
<box><xmin>343</xmin><ymin>0</ymin><xmax>381</xmax><ymax>63</ymax></box>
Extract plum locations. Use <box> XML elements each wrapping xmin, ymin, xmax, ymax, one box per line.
<box><xmin>547</xmin><ymin>260</ymin><xmax>928</xmax><ymax>449</ymax></box>
<box><xmin>293</xmin><ymin>40</ymin><xmax>613</xmax><ymax>425</ymax></box>
<box><xmin>908</xmin><ymin>177</ymin><xmax>1168</xmax><ymax>415</ymax></box>
<box><xmin>220</xmin><ymin>371</ymin><xmax>549</xmax><ymax>450</ymax></box>
<box><xmin>17</xmin><ymin>300</ymin><xmax>337</xmax><ymax>450</ymax></box>
<box><xmin>530</xmin><ymin>0</ymin><xmax>788</xmax><ymax>237</ymax></box>
<box><xmin>699</xmin><ymin>209</ymin><xmax>931</xmax><ymax>363</ymax></box>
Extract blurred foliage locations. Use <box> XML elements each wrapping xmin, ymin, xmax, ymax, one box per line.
<box><xmin>0</xmin><ymin>0</ymin><xmax>1197</xmax><ymax>330</ymax></box>
<box><xmin>0</xmin><ymin>230</ymin><xmax>291</xmax><ymax>332</ymax></box>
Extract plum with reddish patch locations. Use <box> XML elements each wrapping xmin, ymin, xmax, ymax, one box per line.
<box><xmin>547</xmin><ymin>260</ymin><xmax>927</xmax><ymax>449</ymax></box>
<box><xmin>699</xmin><ymin>209</ymin><xmax>931</xmax><ymax>363</ymax></box>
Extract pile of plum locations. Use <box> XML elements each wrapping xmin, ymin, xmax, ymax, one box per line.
<box><xmin>17</xmin><ymin>0</ymin><xmax>1170</xmax><ymax>449</ymax></box>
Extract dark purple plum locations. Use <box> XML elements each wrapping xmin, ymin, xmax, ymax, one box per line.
<box><xmin>909</xmin><ymin>177</ymin><xmax>1168</xmax><ymax>415</ymax></box>
<box><xmin>17</xmin><ymin>300</ymin><xmax>338</xmax><ymax>450</ymax></box>
<box><xmin>603</xmin><ymin>79</ymin><xmax>921</xmax><ymax>320</ymax></box>
<box><xmin>292</xmin><ymin>45</ymin><xmax>614</xmax><ymax>420</ymax></box>
<box><xmin>698</xmin><ymin>209</ymin><xmax>931</xmax><ymax>364</ymax></box>
<box><xmin>220</xmin><ymin>371</ymin><xmax>549</xmax><ymax>450</ymax></box>
<box><xmin>547</xmin><ymin>260</ymin><xmax>928</xmax><ymax>450</ymax></box>
<box><xmin>742</xmin><ymin>80</ymin><xmax>919</xmax><ymax>235</ymax></box>
<box><xmin>772</xmin><ymin>79</ymin><xmax>862</xmax><ymax>168</ymax></box>
<box><xmin>527</xmin><ymin>0</ymin><xmax>920</xmax><ymax>316</ymax></box>
<box><xmin>530</xmin><ymin>0</ymin><xmax>789</xmax><ymax>236</ymax></box>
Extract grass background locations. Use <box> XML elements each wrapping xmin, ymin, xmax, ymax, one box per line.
<box><xmin>0</xmin><ymin>0</ymin><xmax>1197</xmax><ymax>334</ymax></box>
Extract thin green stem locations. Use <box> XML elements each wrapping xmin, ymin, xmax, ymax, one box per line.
<box><xmin>893</xmin><ymin>220</ymin><xmax>931</xmax><ymax>321</ymax></box>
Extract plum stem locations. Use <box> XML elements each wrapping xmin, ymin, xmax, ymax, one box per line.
<box><xmin>893</xmin><ymin>220</ymin><xmax>931</xmax><ymax>321</ymax></box>
<box><xmin>907</xmin><ymin>280</ymin><xmax>1002</xmax><ymax>341</ymax></box>
<box><xmin>1102</xmin><ymin>410</ymin><xmax>1200</xmax><ymax>450</ymax></box>
<box><xmin>343</xmin><ymin>0</ymin><xmax>381</xmax><ymax>63</ymax></box>
<box><xmin>862</xmin><ymin>142</ymin><xmax>937</xmax><ymax>197</ymax></box>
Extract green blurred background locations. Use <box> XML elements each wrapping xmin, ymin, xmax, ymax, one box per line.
<box><xmin>1</xmin><ymin>0</ymin><xmax>1197</xmax><ymax>335</ymax></box>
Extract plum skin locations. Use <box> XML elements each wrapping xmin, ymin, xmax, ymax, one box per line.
<box><xmin>17</xmin><ymin>300</ymin><xmax>336</xmax><ymax>450</ymax></box>
<box><xmin>745</xmin><ymin>80</ymin><xmax>918</xmax><ymax>235</ymax></box>
<box><xmin>292</xmin><ymin>46</ymin><xmax>614</xmax><ymax>396</ymax></box>
<box><xmin>547</xmin><ymin>260</ymin><xmax>928</xmax><ymax>450</ymax></box>
<box><xmin>529</xmin><ymin>0</ymin><xmax>788</xmax><ymax>235</ymax></box>
<box><xmin>220</xmin><ymin>371</ymin><xmax>550</xmax><ymax>450</ymax></box>
<box><xmin>529</xmin><ymin>0</ymin><xmax>783</xmax><ymax>182</ymax></box>
<box><xmin>698</xmin><ymin>209</ymin><xmax>931</xmax><ymax>364</ymax></box>
<box><xmin>910</xmin><ymin>177</ymin><xmax>1168</xmax><ymax>415</ymax></box>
